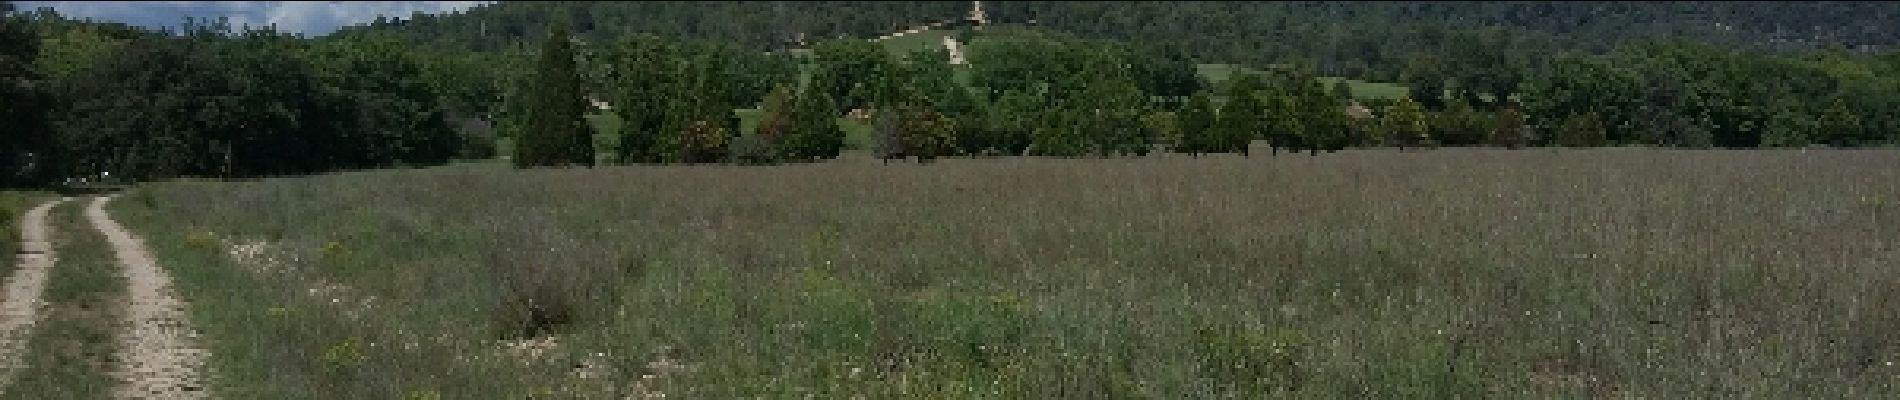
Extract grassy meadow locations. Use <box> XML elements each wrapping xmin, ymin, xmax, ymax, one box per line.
<box><xmin>1197</xmin><ymin>63</ymin><xmax>1410</xmax><ymax>100</ymax></box>
<box><xmin>112</xmin><ymin>148</ymin><xmax>1900</xmax><ymax>398</ymax></box>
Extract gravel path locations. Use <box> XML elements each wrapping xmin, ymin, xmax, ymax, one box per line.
<box><xmin>88</xmin><ymin>195</ymin><xmax>210</xmax><ymax>399</ymax></box>
<box><xmin>0</xmin><ymin>197</ymin><xmax>71</xmax><ymax>393</ymax></box>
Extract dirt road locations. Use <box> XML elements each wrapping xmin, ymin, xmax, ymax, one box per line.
<box><xmin>88</xmin><ymin>195</ymin><xmax>209</xmax><ymax>399</ymax></box>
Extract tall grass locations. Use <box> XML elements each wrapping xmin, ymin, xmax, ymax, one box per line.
<box><xmin>116</xmin><ymin>148</ymin><xmax>1900</xmax><ymax>398</ymax></box>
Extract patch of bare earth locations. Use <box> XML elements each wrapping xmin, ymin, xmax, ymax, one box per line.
<box><xmin>88</xmin><ymin>195</ymin><xmax>209</xmax><ymax>399</ymax></box>
<box><xmin>0</xmin><ymin>198</ymin><xmax>70</xmax><ymax>392</ymax></box>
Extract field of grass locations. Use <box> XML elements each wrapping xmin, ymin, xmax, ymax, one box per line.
<box><xmin>878</xmin><ymin>28</ymin><xmax>955</xmax><ymax>56</ymax></box>
<box><xmin>1</xmin><ymin>198</ymin><xmax>124</xmax><ymax>399</ymax></box>
<box><xmin>1198</xmin><ymin>63</ymin><xmax>1410</xmax><ymax>100</ymax></box>
<box><xmin>115</xmin><ymin>149</ymin><xmax>1900</xmax><ymax>398</ymax></box>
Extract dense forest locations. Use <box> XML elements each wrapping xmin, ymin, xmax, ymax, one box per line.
<box><xmin>4</xmin><ymin>1</ymin><xmax>1900</xmax><ymax>187</ymax></box>
<box><xmin>330</xmin><ymin>1</ymin><xmax>970</xmax><ymax>52</ymax></box>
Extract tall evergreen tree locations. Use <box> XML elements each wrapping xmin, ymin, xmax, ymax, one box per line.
<box><xmin>516</xmin><ymin>19</ymin><xmax>591</xmax><ymax>168</ymax></box>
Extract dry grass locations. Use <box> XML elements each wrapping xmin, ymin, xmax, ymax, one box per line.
<box><xmin>114</xmin><ymin>148</ymin><xmax>1900</xmax><ymax>398</ymax></box>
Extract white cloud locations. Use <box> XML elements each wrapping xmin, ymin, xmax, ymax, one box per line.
<box><xmin>15</xmin><ymin>1</ymin><xmax>493</xmax><ymax>36</ymax></box>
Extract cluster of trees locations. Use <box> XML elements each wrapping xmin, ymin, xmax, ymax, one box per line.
<box><xmin>12</xmin><ymin>1</ymin><xmax>1900</xmax><ymax>185</ymax></box>
<box><xmin>506</xmin><ymin>19</ymin><xmax>811</xmax><ymax>167</ymax></box>
<box><xmin>1512</xmin><ymin>40</ymin><xmax>1900</xmax><ymax>148</ymax></box>
<box><xmin>360</xmin><ymin>0</ymin><xmax>1900</xmax><ymax>160</ymax></box>
<box><xmin>1</xmin><ymin>7</ymin><xmax>486</xmax><ymax>186</ymax></box>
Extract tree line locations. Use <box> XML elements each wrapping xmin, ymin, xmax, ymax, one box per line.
<box><xmin>2</xmin><ymin>7</ymin><xmax>484</xmax><ymax>186</ymax></box>
<box><xmin>8</xmin><ymin>2</ymin><xmax>1900</xmax><ymax>187</ymax></box>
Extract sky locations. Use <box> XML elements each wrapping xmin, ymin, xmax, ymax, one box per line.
<box><xmin>14</xmin><ymin>1</ymin><xmax>494</xmax><ymax>37</ymax></box>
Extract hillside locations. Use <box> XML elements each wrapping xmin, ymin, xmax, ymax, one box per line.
<box><xmin>342</xmin><ymin>1</ymin><xmax>1900</xmax><ymax>80</ymax></box>
<box><xmin>331</xmin><ymin>1</ymin><xmax>967</xmax><ymax>52</ymax></box>
<box><xmin>986</xmin><ymin>1</ymin><xmax>1900</xmax><ymax>76</ymax></box>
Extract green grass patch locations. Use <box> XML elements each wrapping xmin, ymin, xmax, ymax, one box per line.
<box><xmin>1</xmin><ymin>199</ymin><xmax>123</xmax><ymax>399</ymax></box>
<box><xmin>878</xmin><ymin>28</ymin><xmax>954</xmax><ymax>57</ymax></box>
<box><xmin>1199</xmin><ymin>63</ymin><xmax>1410</xmax><ymax>100</ymax></box>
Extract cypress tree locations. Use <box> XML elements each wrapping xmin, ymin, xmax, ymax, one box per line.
<box><xmin>517</xmin><ymin>19</ymin><xmax>591</xmax><ymax>168</ymax></box>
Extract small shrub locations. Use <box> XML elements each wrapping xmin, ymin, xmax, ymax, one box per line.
<box><xmin>480</xmin><ymin>217</ymin><xmax>619</xmax><ymax>339</ymax></box>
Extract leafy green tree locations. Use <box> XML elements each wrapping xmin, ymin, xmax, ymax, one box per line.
<box><xmin>810</xmin><ymin>38</ymin><xmax>894</xmax><ymax>111</ymax></box>
<box><xmin>899</xmin><ymin>104</ymin><xmax>956</xmax><ymax>162</ymax></box>
<box><xmin>1144</xmin><ymin>111</ymin><xmax>1181</xmax><ymax>152</ymax></box>
<box><xmin>1431</xmin><ymin>99</ymin><xmax>1491</xmax><ymax>146</ymax></box>
<box><xmin>1491</xmin><ymin>101</ymin><xmax>1528</xmax><ymax>149</ymax></box>
<box><xmin>1126</xmin><ymin>44</ymin><xmax>1202</xmax><ymax>108</ymax></box>
<box><xmin>1556</xmin><ymin>112</ymin><xmax>1609</xmax><ymax>147</ymax></box>
<box><xmin>515</xmin><ymin>19</ymin><xmax>592</xmax><ymax>167</ymax></box>
<box><xmin>1299</xmin><ymin>80</ymin><xmax>1351</xmax><ymax>154</ymax></box>
<box><xmin>1174</xmin><ymin>90</ymin><xmax>1217</xmax><ymax>155</ymax></box>
<box><xmin>306</xmin><ymin>33</ymin><xmax>462</xmax><ymax>170</ymax></box>
<box><xmin>1029</xmin><ymin>107</ymin><xmax>1090</xmax><ymax>157</ymax></box>
<box><xmin>601</xmin><ymin>34</ymin><xmax>677</xmax><ymax>163</ymax></box>
<box><xmin>1818</xmin><ymin>97</ymin><xmax>1863</xmax><ymax>147</ymax></box>
<box><xmin>1385</xmin><ymin>97</ymin><xmax>1429</xmax><ymax>150</ymax></box>
<box><xmin>1077</xmin><ymin>71</ymin><xmax>1152</xmax><ymax>156</ymax></box>
<box><xmin>1262</xmin><ymin>88</ymin><xmax>1303</xmax><ymax>155</ymax></box>
<box><xmin>1209</xmin><ymin>74</ymin><xmax>1264</xmax><ymax>155</ymax></box>
<box><xmin>1</xmin><ymin>9</ymin><xmax>51</xmax><ymax>185</ymax></box>
<box><xmin>978</xmin><ymin>89</ymin><xmax>1041</xmax><ymax>156</ymax></box>
<box><xmin>784</xmin><ymin>86</ymin><xmax>844</xmax><ymax>161</ymax></box>
<box><xmin>1758</xmin><ymin>101</ymin><xmax>1815</xmax><ymax>148</ymax></box>
<box><xmin>54</xmin><ymin>33</ymin><xmax>235</xmax><ymax>181</ymax></box>
<box><xmin>32</xmin><ymin>23</ymin><xmax>125</xmax><ymax>84</ymax></box>
<box><xmin>676</xmin><ymin>119</ymin><xmax>728</xmax><ymax>164</ymax></box>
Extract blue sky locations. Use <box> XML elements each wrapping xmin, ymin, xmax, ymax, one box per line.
<box><xmin>14</xmin><ymin>1</ymin><xmax>493</xmax><ymax>36</ymax></box>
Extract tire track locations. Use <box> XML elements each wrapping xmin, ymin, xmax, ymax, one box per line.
<box><xmin>0</xmin><ymin>197</ymin><xmax>71</xmax><ymax>393</ymax></box>
<box><xmin>88</xmin><ymin>195</ymin><xmax>209</xmax><ymax>399</ymax></box>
